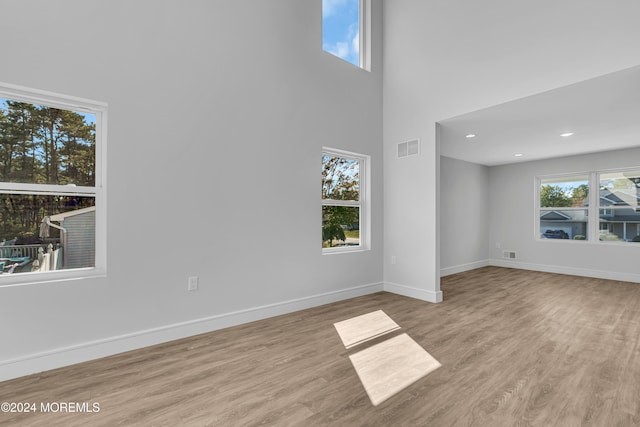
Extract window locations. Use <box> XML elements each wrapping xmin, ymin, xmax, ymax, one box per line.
<box><xmin>322</xmin><ymin>0</ymin><xmax>370</xmax><ymax>70</ymax></box>
<box><xmin>537</xmin><ymin>168</ymin><xmax>640</xmax><ymax>244</ymax></box>
<box><xmin>322</xmin><ymin>148</ymin><xmax>369</xmax><ymax>253</ymax></box>
<box><xmin>599</xmin><ymin>170</ymin><xmax>640</xmax><ymax>242</ymax></box>
<box><xmin>0</xmin><ymin>82</ymin><xmax>106</xmax><ymax>284</ymax></box>
<box><xmin>538</xmin><ymin>175</ymin><xmax>589</xmax><ymax>241</ymax></box>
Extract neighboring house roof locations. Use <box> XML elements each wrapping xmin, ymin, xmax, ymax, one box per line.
<box><xmin>600</xmin><ymin>215</ymin><xmax>640</xmax><ymax>223</ymax></box>
<box><xmin>540</xmin><ymin>210</ymin><xmax>587</xmax><ymax>222</ymax></box>
<box><xmin>599</xmin><ymin>189</ymin><xmax>640</xmax><ymax>207</ymax></box>
<box><xmin>49</xmin><ymin>206</ymin><xmax>96</xmax><ymax>222</ymax></box>
<box><xmin>540</xmin><ymin>211</ymin><xmax>571</xmax><ymax>220</ymax></box>
<box><xmin>542</xmin><ymin>208</ymin><xmax>640</xmax><ymax>223</ymax></box>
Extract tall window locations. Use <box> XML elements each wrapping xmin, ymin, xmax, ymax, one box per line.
<box><xmin>0</xmin><ymin>82</ymin><xmax>106</xmax><ymax>283</ymax></box>
<box><xmin>322</xmin><ymin>0</ymin><xmax>370</xmax><ymax>70</ymax></box>
<box><xmin>322</xmin><ymin>148</ymin><xmax>369</xmax><ymax>253</ymax></box>
<box><xmin>537</xmin><ymin>169</ymin><xmax>640</xmax><ymax>244</ymax></box>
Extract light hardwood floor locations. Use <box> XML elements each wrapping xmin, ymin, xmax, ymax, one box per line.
<box><xmin>2</xmin><ymin>266</ymin><xmax>640</xmax><ymax>426</ymax></box>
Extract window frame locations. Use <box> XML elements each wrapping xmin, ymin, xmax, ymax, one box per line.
<box><xmin>0</xmin><ymin>81</ymin><xmax>107</xmax><ymax>286</ymax></box>
<box><xmin>359</xmin><ymin>0</ymin><xmax>371</xmax><ymax>71</ymax></box>
<box><xmin>535</xmin><ymin>168</ymin><xmax>640</xmax><ymax>245</ymax></box>
<box><xmin>322</xmin><ymin>0</ymin><xmax>371</xmax><ymax>71</ymax></box>
<box><xmin>535</xmin><ymin>173</ymin><xmax>591</xmax><ymax>243</ymax></box>
<box><xmin>322</xmin><ymin>147</ymin><xmax>370</xmax><ymax>254</ymax></box>
<box><xmin>597</xmin><ymin>168</ymin><xmax>640</xmax><ymax>244</ymax></box>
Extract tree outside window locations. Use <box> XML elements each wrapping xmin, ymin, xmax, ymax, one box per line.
<box><xmin>0</xmin><ymin>87</ymin><xmax>104</xmax><ymax>280</ymax></box>
<box><xmin>322</xmin><ymin>149</ymin><xmax>368</xmax><ymax>252</ymax></box>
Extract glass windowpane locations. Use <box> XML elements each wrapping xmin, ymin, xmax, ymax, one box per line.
<box><xmin>0</xmin><ymin>98</ymin><xmax>96</xmax><ymax>186</ymax></box>
<box><xmin>322</xmin><ymin>0</ymin><xmax>360</xmax><ymax>67</ymax></box>
<box><xmin>540</xmin><ymin>209</ymin><xmax>588</xmax><ymax>240</ymax></box>
<box><xmin>599</xmin><ymin>170</ymin><xmax>640</xmax><ymax>208</ymax></box>
<box><xmin>322</xmin><ymin>154</ymin><xmax>360</xmax><ymax>201</ymax></box>
<box><xmin>0</xmin><ymin>194</ymin><xmax>95</xmax><ymax>273</ymax></box>
<box><xmin>322</xmin><ymin>206</ymin><xmax>360</xmax><ymax>248</ymax></box>
<box><xmin>540</xmin><ymin>175</ymin><xmax>589</xmax><ymax>208</ymax></box>
<box><xmin>599</xmin><ymin>209</ymin><xmax>640</xmax><ymax>242</ymax></box>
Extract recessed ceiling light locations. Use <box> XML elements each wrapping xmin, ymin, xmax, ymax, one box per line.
<box><xmin>465</xmin><ymin>134</ymin><xmax>476</xmax><ymax>138</ymax></box>
<box><xmin>514</xmin><ymin>153</ymin><xmax>523</xmax><ymax>157</ymax></box>
<box><xmin>560</xmin><ymin>132</ymin><xmax>574</xmax><ymax>137</ymax></box>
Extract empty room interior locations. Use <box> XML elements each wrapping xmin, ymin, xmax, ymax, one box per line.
<box><xmin>1</xmin><ymin>1</ymin><xmax>640</xmax><ymax>425</ymax></box>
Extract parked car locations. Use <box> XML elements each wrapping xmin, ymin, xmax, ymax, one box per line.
<box><xmin>542</xmin><ymin>229</ymin><xmax>569</xmax><ymax>239</ymax></box>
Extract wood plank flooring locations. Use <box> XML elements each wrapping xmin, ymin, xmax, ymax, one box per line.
<box><xmin>2</xmin><ymin>266</ymin><xmax>640</xmax><ymax>426</ymax></box>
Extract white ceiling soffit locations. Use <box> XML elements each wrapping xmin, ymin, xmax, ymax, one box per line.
<box><xmin>438</xmin><ymin>65</ymin><xmax>640</xmax><ymax>166</ymax></box>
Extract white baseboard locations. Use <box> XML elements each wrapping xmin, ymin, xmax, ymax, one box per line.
<box><xmin>489</xmin><ymin>259</ymin><xmax>640</xmax><ymax>284</ymax></box>
<box><xmin>440</xmin><ymin>260</ymin><xmax>490</xmax><ymax>277</ymax></box>
<box><xmin>384</xmin><ymin>281</ymin><xmax>443</xmax><ymax>303</ymax></box>
<box><xmin>0</xmin><ymin>282</ymin><xmax>384</xmax><ymax>382</ymax></box>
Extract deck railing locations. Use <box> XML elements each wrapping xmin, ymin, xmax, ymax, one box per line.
<box><xmin>0</xmin><ymin>244</ymin><xmax>60</xmax><ymax>260</ymax></box>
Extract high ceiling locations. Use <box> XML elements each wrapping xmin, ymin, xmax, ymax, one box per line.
<box><xmin>438</xmin><ymin>65</ymin><xmax>640</xmax><ymax>166</ymax></box>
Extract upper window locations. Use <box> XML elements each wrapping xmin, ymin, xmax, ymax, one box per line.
<box><xmin>0</xmin><ymin>82</ymin><xmax>106</xmax><ymax>284</ymax></box>
<box><xmin>322</xmin><ymin>0</ymin><xmax>370</xmax><ymax>70</ymax></box>
<box><xmin>322</xmin><ymin>148</ymin><xmax>369</xmax><ymax>253</ymax></box>
<box><xmin>537</xmin><ymin>169</ymin><xmax>640</xmax><ymax>244</ymax></box>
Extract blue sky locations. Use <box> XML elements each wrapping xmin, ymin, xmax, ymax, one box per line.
<box><xmin>322</xmin><ymin>0</ymin><xmax>359</xmax><ymax>66</ymax></box>
<box><xmin>78</xmin><ymin>111</ymin><xmax>96</xmax><ymax>125</ymax></box>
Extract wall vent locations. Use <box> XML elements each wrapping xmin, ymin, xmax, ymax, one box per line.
<box><xmin>397</xmin><ymin>138</ymin><xmax>420</xmax><ymax>158</ymax></box>
<box><xmin>503</xmin><ymin>251</ymin><xmax>517</xmax><ymax>259</ymax></box>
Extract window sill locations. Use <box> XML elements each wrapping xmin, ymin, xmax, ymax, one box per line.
<box><xmin>0</xmin><ymin>268</ymin><xmax>106</xmax><ymax>288</ymax></box>
<box><xmin>537</xmin><ymin>238</ymin><xmax>640</xmax><ymax>246</ymax></box>
<box><xmin>537</xmin><ymin>238</ymin><xmax>587</xmax><ymax>243</ymax></box>
<box><xmin>596</xmin><ymin>240</ymin><xmax>640</xmax><ymax>247</ymax></box>
<box><xmin>323</xmin><ymin>246</ymin><xmax>370</xmax><ymax>255</ymax></box>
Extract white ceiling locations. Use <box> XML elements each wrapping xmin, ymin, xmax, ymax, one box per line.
<box><xmin>438</xmin><ymin>65</ymin><xmax>640</xmax><ymax>166</ymax></box>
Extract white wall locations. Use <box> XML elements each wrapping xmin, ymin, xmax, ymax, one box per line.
<box><xmin>0</xmin><ymin>0</ymin><xmax>383</xmax><ymax>380</ymax></box>
<box><xmin>489</xmin><ymin>147</ymin><xmax>640</xmax><ymax>282</ymax></box>
<box><xmin>383</xmin><ymin>0</ymin><xmax>640</xmax><ymax>302</ymax></box>
<box><xmin>439</xmin><ymin>156</ymin><xmax>490</xmax><ymax>275</ymax></box>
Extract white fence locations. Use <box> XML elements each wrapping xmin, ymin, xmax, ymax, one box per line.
<box><xmin>0</xmin><ymin>244</ymin><xmax>63</xmax><ymax>272</ymax></box>
<box><xmin>0</xmin><ymin>245</ymin><xmax>46</xmax><ymax>260</ymax></box>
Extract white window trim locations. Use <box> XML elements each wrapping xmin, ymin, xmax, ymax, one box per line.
<box><xmin>359</xmin><ymin>0</ymin><xmax>372</xmax><ymax>72</ymax></box>
<box><xmin>588</xmin><ymin>171</ymin><xmax>600</xmax><ymax>242</ymax></box>
<box><xmin>0</xmin><ymin>82</ymin><xmax>107</xmax><ymax>286</ymax></box>
<box><xmin>535</xmin><ymin>172</ymin><xmax>591</xmax><ymax>243</ymax></box>
<box><xmin>535</xmin><ymin>168</ymin><xmax>640</xmax><ymax>246</ymax></box>
<box><xmin>322</xmin><ymin>147</ymin><xmax>370</xmax><ymax>254</ymax></box>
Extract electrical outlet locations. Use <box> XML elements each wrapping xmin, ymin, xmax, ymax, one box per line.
<box><xmin>188</xmin><ymin>276</ymin><xmax>199</xmax><ymax>291</ymax></box>
<box><xmin>391</xmin><ymin>256</ymin><xmax>397</xmax><ymax>265</ymax></box>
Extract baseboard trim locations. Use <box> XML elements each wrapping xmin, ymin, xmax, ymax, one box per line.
<box><xmin>0</xmin><ymin>281</ymin><xmax>384</xmax><ymax>382</ymax></box>
<box><xmin>440</xmin><ymin>260</ymin><xmax>490</xmax><ymax>277</ymax></box>
<box><xmin>489</xmin><ymin>259</ymin><xmax>640</xmax><ymax>284</ymax></box>
<box><xmin>384</xmin><ymin>281</ymin><xmax>443</xmax><ymax>303</ymax></box>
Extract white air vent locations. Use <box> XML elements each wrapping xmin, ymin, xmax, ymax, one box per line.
<box><xmin>503</xmin><ymin>251</ymin><xmax>517</xmax><ymax>259</ymax></box>
<box><xmin>397</xmin><ymin>139</ymin><xmax>420</xmax><ymax>158</ymax></box>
